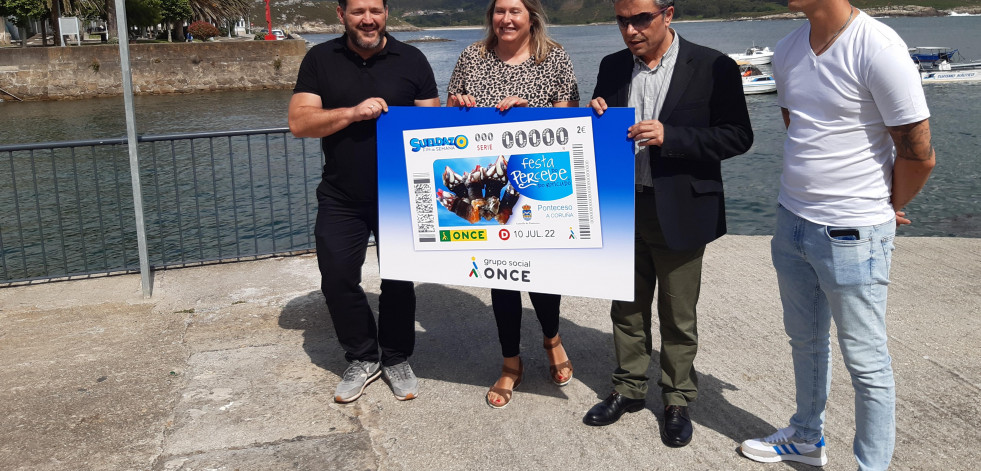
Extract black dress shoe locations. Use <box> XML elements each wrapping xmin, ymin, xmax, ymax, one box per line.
<box><xmin>583</xmin><ymin>392</ymin><xmax>646</xmax><ymax>426</ymax></box>
<box><xmin>661</xmin><ymin>405</ymin><xmax>693</xmax><ymax>447</ymax></box>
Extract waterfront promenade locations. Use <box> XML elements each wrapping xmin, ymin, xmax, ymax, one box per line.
<box><xmin>1</xmin><ymin>235</ymin><xmax>978</xmax><ymax>470</ymax></box>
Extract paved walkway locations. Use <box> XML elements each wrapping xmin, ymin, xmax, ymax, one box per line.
<box><xmin>1</xmin><ymin>235</ymin><xmax>978</xmax><ymax>470</ymax></box>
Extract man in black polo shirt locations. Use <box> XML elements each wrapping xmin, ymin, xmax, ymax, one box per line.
<box><xmin>288</xmin><ymin>0</ymin><xmax>440</xmax><ymax>403</ymax></box>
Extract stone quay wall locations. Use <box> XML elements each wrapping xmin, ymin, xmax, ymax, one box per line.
<box><xmin>0</xmin><ymin>40</ymin><xmax>306</xmax><ymax>101</ymax></box>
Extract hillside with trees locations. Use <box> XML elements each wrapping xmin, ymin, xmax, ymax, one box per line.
<box><xmin>255</xmin><ymin>0</ymin><xmax>981</xmax><ymax>32</ymax></box>
<box><xmin>3</xmin><ymin>0</ymin><xmax>979</xmax><ymax>46</ymax></box>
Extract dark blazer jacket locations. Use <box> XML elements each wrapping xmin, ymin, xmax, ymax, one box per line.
<box><xmin>593</xmin><ymin>36</ymin><xmax>753</xmax><ymax>251</ymax></box>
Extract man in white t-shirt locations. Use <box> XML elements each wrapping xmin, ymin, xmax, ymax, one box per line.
<box><xmin>739</xmin><ymin>1</ymin><xmax>935</xmax><ymax>470</ymax></box>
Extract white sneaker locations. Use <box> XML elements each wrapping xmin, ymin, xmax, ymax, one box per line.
<box><xmin>740</xmin><ymin>426</ymin><xmax>828</xmax><ymax>466</ymax></box>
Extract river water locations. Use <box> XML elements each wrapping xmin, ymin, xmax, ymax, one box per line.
<box><xmin>2</xmin><ymin>15</ymin><xmax>979</xmax><ymax>237</ymax></box>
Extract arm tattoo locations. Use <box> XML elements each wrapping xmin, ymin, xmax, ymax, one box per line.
<box><xmin>890</xmin><ymin>120</ymin><xmax>934</xmax><ymax>162</ymax></box>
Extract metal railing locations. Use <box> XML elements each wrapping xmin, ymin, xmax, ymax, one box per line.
<box><xmin>0</xmin><ymin>128</ymin><xmax>323</xmax><ymax>285</ymax></box>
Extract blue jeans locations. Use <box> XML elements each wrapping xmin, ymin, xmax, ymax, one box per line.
<box><xmin>771</xmin><ymin>205</ymin><xmax>896</xmax><ymax>471</ymax></box>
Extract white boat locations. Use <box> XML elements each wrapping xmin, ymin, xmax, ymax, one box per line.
<box><xmin>743</xmin><ymin>75</ymin><xmax>777</xmax><ymax>94</ymax></box>
<box><xmin>728</xmin><ymin>46</ymin><xmax>774</xmax><ymax>65</ymax></box>
<box><xmin>920</xmin><ymin>66</ymin><xmax>981</xmax><ymax>83</ymax></box>
<box><xmin>910</xmin><ymin>47</ymin><xmax>981</xmax><ymax>83</ymax></box>
<box><xmin>740</xmin><ymin>65</ymin><xmax>777</xmax><ymax>94</ymax></box>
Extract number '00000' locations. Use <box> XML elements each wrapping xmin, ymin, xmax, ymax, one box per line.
<box><xmin>501</xmin><ymin>128</ymin><xmax>567</xmax><ymax>149</ymax></box>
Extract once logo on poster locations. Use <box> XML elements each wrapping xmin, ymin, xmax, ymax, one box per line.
<box><xmin>472</xmin><ymin>256</ymin><xmax>533</xmax><ymax>283</ymax></box>
<box><xmin>469</xmin><ymin>257</ymin><xmax>480</xmax><ymax>278</ymax></box>
<box><xmin>440</xmin><ymin>229</ymin><xmax>487</xmax><ymax>242</ymax></box>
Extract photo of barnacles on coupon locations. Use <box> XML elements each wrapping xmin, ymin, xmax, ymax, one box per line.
<box><xmin>435</xmin><ymin>155</ymin><xmax>519</xmax><ymax>226</ymax></box>
<box><xmin>402</xmin><ymin>116</ymin><xmax>604</xmax><ymax>252</ymax></box>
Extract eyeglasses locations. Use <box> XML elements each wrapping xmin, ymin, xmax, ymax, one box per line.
<box><xmin>616</xmin><ymin>6</ymin><xmax>671</xmax><ymax>30</ymax></box>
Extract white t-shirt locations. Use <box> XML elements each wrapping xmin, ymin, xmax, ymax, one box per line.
<box><xmin>773</xmin><ymin>11</ymin><xmax>930</xmax><ymax>226</ymax></box>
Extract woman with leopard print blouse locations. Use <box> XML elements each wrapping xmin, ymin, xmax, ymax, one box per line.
<box><xmin>447</xmin><ymin>0</ymin><xmax>580</xmax><ymax>409</ymax></box>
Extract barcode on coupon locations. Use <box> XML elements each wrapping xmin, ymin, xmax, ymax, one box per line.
<box><xmin>571</xmin><ymin>144</ymin><xmax>592</xmax><ymax>239</ymax></box>
<box><xmin>413</xmin><ymin>173</ymin><xmax>436</xmax><ymax>242</ymax></box>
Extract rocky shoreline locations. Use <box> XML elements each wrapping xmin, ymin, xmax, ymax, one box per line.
<box><xmin>291</xmin><ymin>5</ymin><xmax>981</xmax><ymax>31</ymax></box>
<box><xmin>290</xmin><ymin>22</ymin><xmax>422</xmax><ymax>34</ymax></box>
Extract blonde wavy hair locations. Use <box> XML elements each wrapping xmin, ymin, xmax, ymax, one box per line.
<box><xmin>481</xmin><ymin>0</ymin><xmax>561</xmax><ymax>65</ymax></box>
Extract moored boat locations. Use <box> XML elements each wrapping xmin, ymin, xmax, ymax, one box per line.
<box><xmin>910</xmin><ymin>47</ymin><xmax>981</xmax><ymax>83</ymax></box>
<box><xmin>920</xmin><ymin>67</ymin><xmax>981</xmax><ymax>83</ymax></box>
<box><xmin>739</xmin><ymin>65</ymin><xmax>777</xmax><ymax>94</ymax></box>
<box><xmin>728</xmin><ymin>45</ymin><xmax>774</xmax><ymax>65</ymax></box>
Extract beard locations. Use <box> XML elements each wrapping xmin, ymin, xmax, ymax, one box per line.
<box><xmin>345</xmin><ymin>23</ymin><xmax>385</xmax><ymax>51</ymax></box>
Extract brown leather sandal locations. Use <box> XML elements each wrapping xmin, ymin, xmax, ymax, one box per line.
<box><xmin>486</xmin><ymin>358</ymin><xmax>523</xmax><ymax>409</ymax></box>
<box><xmin>544</xmin><ymin>335</ymin><xmax>574</xmax><ymax>386</ymax></box>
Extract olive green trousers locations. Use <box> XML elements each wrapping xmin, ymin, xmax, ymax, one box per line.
<box><xmin>611</xmin><ymin>192</ymin><xmax>705</xmax><ymax>406</ymax></box>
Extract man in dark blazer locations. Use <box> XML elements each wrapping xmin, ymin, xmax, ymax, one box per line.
<box><xmin>581</xmin><ymin>0</ymin><xmax>753</xmax><ymax>448</ymax></box>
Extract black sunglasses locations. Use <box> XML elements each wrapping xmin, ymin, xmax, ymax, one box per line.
<box><xmin>616</xmin><ymin>6</ymin><xmax>671</xmax><ymax>30</ymax></box>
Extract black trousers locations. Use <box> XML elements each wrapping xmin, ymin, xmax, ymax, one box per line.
<box><xmin>315</xmin><ymin>194</ymin><xmax>415</xmax><ymax>367</ymax></box>
<box><xmin>491</xmin><ymin>289</ymin><xmax>561</xmax><ymax>358</ymax></box>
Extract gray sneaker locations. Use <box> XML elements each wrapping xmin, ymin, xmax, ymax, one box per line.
<box><xmin>334</xmin><ymin>360</ymin><xmax>381</xmax><ymax>403</ymax></box>
<box><xmin>382</xmin><ymin>361</ymin><xmax>419</xmax><ymax>400</ymax></box>
<box><xmin>740</xmin><ymin>426</ymin><xmax>828</xmax><ymax>466</ymax></box>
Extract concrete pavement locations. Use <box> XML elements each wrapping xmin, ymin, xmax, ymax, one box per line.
<box><xmin>1</xmin><ymin>235</ymin><xmax>978</xmax><ymax>470</ymax></box>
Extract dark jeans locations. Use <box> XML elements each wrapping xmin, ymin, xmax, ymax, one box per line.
<box><xmin>315</xmin><ymin>194</ymin><xmax>415</xmax><ymax>367</ymax></box>
<box><xmin>491</xmin><ymin>289</ymin><xmax>561</xmax><ymax>358</ymax></box>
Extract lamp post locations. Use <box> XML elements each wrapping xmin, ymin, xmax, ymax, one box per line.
<box><xmin>113</xmin><ymin>0</ymin><xmax>152</xmax><ymax>296</ymax></box>
<box><xmin>264</xmin><ymin>0</ymin><xmax>275</xmax><ymax>40</ymax></box>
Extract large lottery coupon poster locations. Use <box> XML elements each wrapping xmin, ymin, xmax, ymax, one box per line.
<box><xmin>376</xmin><ymin>107</ymin><xmax>635</xmax><ymax>300</ymax></box>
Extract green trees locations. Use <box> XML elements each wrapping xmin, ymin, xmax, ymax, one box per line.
<box><xmin>188</xmin><ymin>0</ymin><xmax>248</xmax><ymax>24</ymax></box>
<box><xmin>125</xmin><ymin>0</ymin><xmax>162</xmax><ymax>28</ymax></box>
<box><xmin>159</xmin><ymin>0</ymin><xmax>190</xmax><ymax>41</ymax></box>
<box><xmin>0</xmin><ymin>0</ymin><xmax>49</xmax><ymax>25</ymax></box>
<box><xmin>1</xmin><ymin>0</ymin><xmax>49</xmax><ymax>47</ymax></box>
<box><xmin>0</xmin><ymin>0</ymin><xmax>244</xmax><ymax>44</ymax></box>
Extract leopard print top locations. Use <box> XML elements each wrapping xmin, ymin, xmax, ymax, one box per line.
<box><xmin>447</xmin><ymin>42</ymin><xmax>580</xmax><ymax>108</ymax></box>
